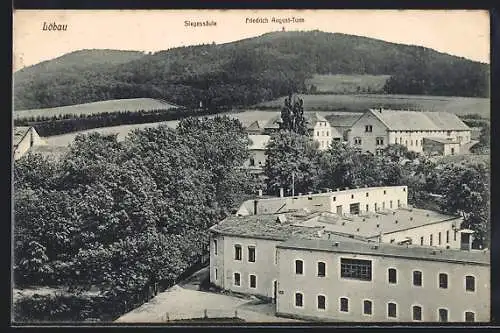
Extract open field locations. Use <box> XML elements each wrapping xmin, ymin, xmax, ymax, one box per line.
<box><xmin>305</xmin><ymin>74</ymin><xmax>390</xmax><ymax>94</ymax></box>
<box><xmin>14</xmin><ymin>98</ymin><xmax>180</xmax><ymax>119</ymax></box>
<box><xmin>40</xmin><ymin>110</ymin><xmax>352</xmax><ymax>150</ymax></box>
<box><xmin>257</xmin><ymin>94</ymin><xmax>490</xmax><ymax>119</ymax></box>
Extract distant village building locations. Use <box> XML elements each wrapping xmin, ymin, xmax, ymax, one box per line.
<box><xmin>348</xmin><ymin>109</ymin><xmax>471</xmax><ymax>156</ymax></box>
<box><xmin>13</xmin><ymin>126</ymin><xmax>45</xmax><ymax>160</ymax></box>
<box><xmin>422</xmin><ymin>137</ymin><xmax>461</xmax><ymax>156</ymax></box>
<box><xmin>327</xmin><ymin>113</ymin><xmax>363</xmax><ymax>142</ymax></box>
<box><xmin>243</xmin><ymin>112</ymin><xmax>342</xmax><ymax>175</ymax></box>
<box><xmin>263</xmin><ymin>112</ymin><xmax>342</xmax><ymax>150</ymax></box>
<box><xmin>244</xmin><ymin>134</ymin><xmax>270</xmax><ymax>177</ymax></box>
<box><xmin>209</xmin><ymin>186</ymin><xmax>488</xmax><ymax>322</ymax></box>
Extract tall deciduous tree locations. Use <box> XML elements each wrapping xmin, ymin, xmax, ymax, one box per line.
<box><xmin>280</xmin><ymin>94</ymin><xmax>307</xmax><ymax>135</ymax></box>
<box><xmin>264</xmin><ymin>131</ymin><xmax>320</xmax><ymax>196</ymax></box>
<box><xmin>437</xmin><ymin>162</ymin><xmax>490</xmax><ymax>248</ymax></box>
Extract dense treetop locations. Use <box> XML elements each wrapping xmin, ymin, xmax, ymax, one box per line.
<box><xmin>14</xmin><ymin>31</ymin><xmax>489</xmax><ymax>110</ymax></box>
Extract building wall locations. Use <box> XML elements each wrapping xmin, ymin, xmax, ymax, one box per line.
<box><xmin>210</xmin><ymin>234</ymin><xmax>280</xmax><ymax>299</ymax></box>
<box><xmin>443</xmin><ymin>143</ymin><xmax>461</xmax><ymax>156</ymax></box>
<box><xmin>422</xmin><ymin>139</ymin><xmax>461</xmax><ymax>156</ymax></box>
<box><xmin>348</xmin><ymin>110</ymin><xmax>471</xmax><ymax>154</ymax></box>
<box><xmin>312</xmin><ymin>121</ymin><xmax>342</xmax><ymax>151</ymax></box>
<box><xmin>390</xmin><ymin>130</ymin><xmax>470</xmax><ymax>154</ymax></box>
<box><xmin>276</xmin><ymin>248</ymin><xmax>490</xmax><ymax>322</ymax></box>
<box><xmin>375</xmin><ymin>218</ymin><xmax>463</xmax><ymax>249</ymax></box>
<box><xmin>243</xmin><ymin>150</ymin><xmax>267</xmax><ymax>168</ymax></box>
<box><xmin>348</xmin><ymin>112</ymin><xmax>389</xmax><ymax>154</ymax></box>
<box><xmin>250</xmin><ymin>186</ymin><xmax>408</xmax><ymax>216</ymax></box>
<box><xmin>13</xmin><ymin>127</ymin><xmax>45</xmax><ymax>160</ymax></box>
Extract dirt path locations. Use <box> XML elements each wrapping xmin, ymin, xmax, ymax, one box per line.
<box><xmin>115</xmin><ymin>267</ymin><xmax>301</xmax><ymax>323</ymax></box>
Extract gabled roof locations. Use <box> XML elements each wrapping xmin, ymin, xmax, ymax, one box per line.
<box><xmin>326</xmin><ymin>113</ymin><xmax>364</xmax><ymax>127</ymax></box>
<box><xmin>424</xmin><ymin>112</ymin><xmax>471</xmax><ymax>131</ymax></box>
<box><xmin>264</xmin><ymin>112</ymin><xmax>329</xmax><ymax>130</ymax></box>
<box><xmin>368</xmin><ymin>109</ymin><xmax>470</xmax><ymax>131</ymax></box>
<box><xmin>13</xmin><ymin>126</ymin><xmax>31</xmax><ymax>147</ymax></box>
<box><xmin>246</xmin><ymin>120</ymin><xmax>267</xmax><ymax>131</ymax></box>
<box><xmin>248</xmin><ymin>135</ymin><xmax>270</xmax><ymax>150</ymax></box>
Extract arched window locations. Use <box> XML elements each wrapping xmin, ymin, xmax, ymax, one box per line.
<box><xmin>317</xmin><ymin>295</ymin><xmax>326</xmax><ymax>310</ymax></box>
<box><xmin>295</xmin><ymin>292</ymin><xmax>303</xmax><ymax>307</ymax></box>
<box><xmin>295</xmin><ymin>260</ymin><xmax>303</xmax><ymax>275</ymax></box>
<box><xmin>465</xmin><ymin>276</ymin><xmax>475</xmax><ymax>292</ymax></box>
<box><xmin>317</xmin><ymin>262</ymin><xmax>326</xmax><ymax>277</ymax></box>
<box><xmin>413</xmin><ymin>305</ymin><xmax>422</xmax><ymax>321</ymax></box>
<box><xmin>388</xmin><ymin>268</ymin><xmax>397</xmax><ymax>284</ymax></box>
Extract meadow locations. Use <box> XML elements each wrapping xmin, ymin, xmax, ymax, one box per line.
<box><xmin>39</xmin><ymin>110</ymin><xmax>351</xmax><ymax>151</ymax></box>
<box><xmin>257</xmin><ymin>94</ymin><xmax>490</xmax><ymax>119</ymax></box>
<box><xmin>13</xmin><ymin>98</ymin><xmax>179</xmax><ymax>119</ymax></box>
<box><xmin>305</xmin><ymin>74</ymin><xmax>390</xmax><ymax>94</ymax></box>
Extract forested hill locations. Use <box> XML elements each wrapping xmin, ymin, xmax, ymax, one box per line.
<box><xmin>14</xmin><ymin>49</ymin><xmax>146</xmax><ymax>84</ymax></box>
<box><xmin>13</xmin><ymin>31</ymin><xmax>490</xmax><ymax>110</ymax></box>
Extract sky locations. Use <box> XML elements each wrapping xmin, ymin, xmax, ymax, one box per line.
<box><xmin>13</xmin><ymin>9</ymin><xmax>490</xmax><ymax>71</ymax></box>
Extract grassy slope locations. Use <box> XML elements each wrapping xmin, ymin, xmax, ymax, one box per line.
<box><xmin>257</xmin><ymin>94</ymin><xmax>490</xmax><ymax>118</ymax></box>
<box><xmin>305</xmin><ymin>74</ymin><xmax>391</xmax><ymax>93</ymax></box>
<box><xmin>14</xmin><ymin>98</ymin><xmax>180</xmax><ymax>119</ymax></box>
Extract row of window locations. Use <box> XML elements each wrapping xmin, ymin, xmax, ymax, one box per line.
<box><xmin>248</xmin><ymin>158</ymin><xmax>263</xmax><ymax>167</ymax></box>
<box><xmin>338</xmin><ymin>200</ymin><xmax>402</xmax><ymax>216</ymax></box>
<box><xmin>231</xmin><ymin>244</ymin><xmax>255</xmax><ymax>262</ymax></box>
<box><xmin>316</xmin><ymin>131</ymin><xmax>331</xmax><ymax>137</ymax></box>
<box><xmin>352</xmin><ymin>137</ymin><xmax>385</xmax><ymax>146</ymax></box>
<box><xmin>419</xmin><ymin>230</ymin><xmax>458</xmax><ymax>246</ymax></box>
<box><xmin>294</xmin><ymin>259</ymin><xmax>476</xmax><ymax>291</ymax></box>
<box><xmin>331</xmin><ymin>189</ymin><xmax>394</xmax><ymax>201</ymax></box>
<box><xmin>231</xmin><ymin>272</ymin><xmax>257</xmax><ymax>288</ymax></box>
<box><xmin>293</xmin><ymin>294</ymin><xmax>476</xmax><ymax>322</ymax></box>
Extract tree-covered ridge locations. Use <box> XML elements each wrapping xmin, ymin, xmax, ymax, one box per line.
<box><xmin>14</xmin><ymin>31</ymin><xmax>489</xmax><ymax>110</ymax></box>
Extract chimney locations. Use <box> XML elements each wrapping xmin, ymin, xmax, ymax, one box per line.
<box><xmin>336</xmin><ymin>188</ymin><xmax>340</xmax><ymax>192</ymax></box>
<box><xmin>279</xmin><ymin>188</ymin><xmax>284</xmax><ymax>198</ymax></box>
<box><xmin>308</xmin><ymin>191</ymin><xmax>313</xmax><ymax>196</ymax></box>
<box><xmin>258</xmin><ymin>189</ymin><xmax>263</xmax><ymax>197</ymax></box>
<box><xmin>298</xmin><ymin>193</ymin><xmax>302</xmax><ymax>196</ymax></box>
<box><xmin>345</xmin><ymin>187</ymin><xmax>349</xmax><ymax>190</ymax></box>
<box><xmin>334</xmin><ymin>242</ymin><xmax>339</xmax><ymax>247</ymax></box>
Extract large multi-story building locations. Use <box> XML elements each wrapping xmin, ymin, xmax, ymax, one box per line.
<box><xmin>263</xmin><ymin>112</ymin><xmax>342</xmax><ymax>150</ymax></box>
<box><xmin>276</xmin><ymin>237</ymin><xmax>489</xmax><ymax>322</ymax></box>
<box><xmin>208</xmin><ymin>186</ymin><xmax>488</xmax><ymax>322</ymax></box>
<box><xmin>348</xmin><ymin>109</ymin><xmax>471</xmax><ymax>156</ymax></box>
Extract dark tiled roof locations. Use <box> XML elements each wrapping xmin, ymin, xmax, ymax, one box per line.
<box><xmin>326</xmin><ymin>113</ymin><xmax>363</xmax><ymax>127</ymax></box>
<box><xmin>292</xmin><ymin>208</ymin><xmax>461</xmax><ymax>239</ymax></box>
<box><xmin>278</xmin><ymin>237</ymin><xmax>490</xmax><ymax>265</ymax></box>
<box><xmin>13</xmin><ymin>126</ymin><xmax>30</xmax><ymax>147</ymax></box>
<box><xmin>210</xmin><ymin>212</ymin><xmax>324</xmax><ymax>241</ymax></box>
